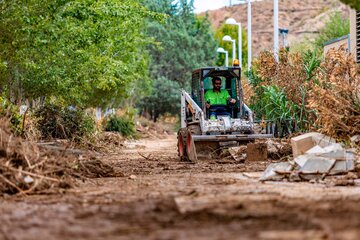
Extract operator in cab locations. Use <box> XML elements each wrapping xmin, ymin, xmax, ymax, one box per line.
<box><xmin>205</xmin><ymin>77</ymin><xmax>236</xmax><ymax>120</ymax></box>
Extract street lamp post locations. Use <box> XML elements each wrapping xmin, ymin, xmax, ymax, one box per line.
<box><xmin>225</xmin><ymin>18</ymin><xmax>242</xmax><ymax>69</ymax></box>
<box><xmin>234</xmin><ymin>0</ymin><xmax>256</xmax><ymax>71</ymax></box>
<box><xmin>274</xmin><ymin>0</ymin><xmax>279</xmax><ymax>61</ymax></box>
<box><xmin>222</xmin><ymin>35</ymin><xmax>236</xmax><ymax>65</ymax></box>
<box><xmin>247</xmin><ymin>0</ymin><xmax>252</xmax><ymax>70</ymax></box>
<box><xmin>217</xmin><ymin>47</ymin><xmax>229</xmax><ymax>67</ymax></box>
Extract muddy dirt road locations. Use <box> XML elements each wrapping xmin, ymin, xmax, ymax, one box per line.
<box><xmin>1</xmin><ymin>134</ymin><xmax>360</xmax><ymax>240</ymax></box>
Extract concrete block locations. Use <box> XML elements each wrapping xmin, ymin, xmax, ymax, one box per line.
<box><xmin>291</xmin><ymin>132</ymin><xmax>336</xmax><ymax>157</ymax></box>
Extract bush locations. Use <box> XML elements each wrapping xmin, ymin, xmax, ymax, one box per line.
<box><xmin>0</xmin><ymin>97</ymin><xmax>24</xmax><ymax>135</ymax></box>
<box><xmin>105</xmin><ymin>115</ymin><xmax>135</xmax><ymax>137</ymax></box>
<box><xmin>308</xmin><ymin>47</ymin><xmax>360</xmax><ymax>142</ymax></box>
<box><xmin>34</xmin><ymin>104</ymin><xmax>95</xmax><ymax>140</ymax></box>
<box><xmin>314</xmin><ymin>11</ymin><xmax>349</xmax><ymax>48</ymax></box>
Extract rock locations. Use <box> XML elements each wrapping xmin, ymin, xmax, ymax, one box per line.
<box><xmin>24</xmin><ymin>175</ymin><xmax>34</xmax><ymax>184</ymax></box>
<box><xmin>129</xmin><ymin>175</ymin><xmax>137</xmax><ymax>180</ymax></box>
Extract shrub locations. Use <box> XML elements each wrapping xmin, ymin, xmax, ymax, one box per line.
<box><xmin>0</xmin><ymin>97</ymin><xmax>24</xmax><ymax>135</ymax></box>
<box><xmin>308</xmin><ymin>47</ymin><xmax>360</xmax><ymax>142</ymax></box>
<box><xmin>105</xmin><ymin>115</ymin><xmax>135</xmax><ymax>137</ymax></box>
<box><xmin>314</xmin><ymin>11</ymin><xmax>349</xmax><ymax>48</ymax></box>
<box><xmin>249</xmin><ymin>49</ymin><xmax>319</xmax><ymax>130</ymax></box>
<box><xmin>34</xmin><ymin>104</ymin><xmax>95</xmax><ymax>140</ymax></box>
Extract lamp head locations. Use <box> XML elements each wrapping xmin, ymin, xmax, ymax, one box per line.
<box><xmin>217</xmin><ymin>47</ymin><xmax>226</xmax><ymax>53</ymax></box>
<box><xmin>222</xmin><ymin>35</ymin><xmax>233</xmax><ymax>42</ymax></box>
<box><xmin>225</xmin><ymin>18</ymin><xmax>237</xmax><ymax>25</ymax></box>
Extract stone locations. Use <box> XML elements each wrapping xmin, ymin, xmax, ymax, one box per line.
<box><xmin>260</xmin><ymin>162</ymin><xmax>293</xmax><ymax>181</ymax></box>
<box><xmin>24</xmin><ymin>175</ymin><xmax>34</xmax><ymax>184</ymax></box>
<box><xmin>291</xmin><ymin>132</ymin><xmax>336</xmax><ymax>157</ymax></box>
<box><xmin>129</xmin><ymin>175</ymin><xmax>137</xmax><ymax>180</ymax></box>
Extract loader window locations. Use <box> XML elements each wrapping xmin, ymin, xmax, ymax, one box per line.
<box><xmin>203</xmin><ymin>77</ymin><xmax>225</xmax><ymax>91</ymax></box>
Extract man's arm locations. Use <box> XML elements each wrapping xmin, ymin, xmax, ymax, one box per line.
<box><xmin>223</xmin><ymin>90</ymin><xmax>236</xmax><ymax>104</ymax></box>
<box><xmin>204</xmin><ymin>91</ymin><xmax>211</xmax><ymax>108</ymax></box>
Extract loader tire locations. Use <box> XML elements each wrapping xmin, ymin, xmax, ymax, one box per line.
<box><xmin>177</xmin><ymin>129</ymin><xmax>188</xmax><ymax>161</ymax></box>
<box><xmin>185</xmin><ymin>124</ymin><xmax>201</xmax><ymax>163</ymax></box>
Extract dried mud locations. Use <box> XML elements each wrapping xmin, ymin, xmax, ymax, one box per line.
<box><xmin>1</xmin><ymin>134</ymin><xmax>360</xmax><ymax>240</ymax></box>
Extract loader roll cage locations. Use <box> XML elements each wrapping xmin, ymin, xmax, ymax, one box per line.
<box><xmin>191</xmin><ymin>67</ymin><xmax>244</xmax><ymax>120</ymax></box>
<box><xmin>178</xmin><ymin>66</ymin><xmax>272</xmax><ymax>162</ymax></box>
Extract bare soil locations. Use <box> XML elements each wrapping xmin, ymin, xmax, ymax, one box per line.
<box><xmin>1</xmin><ymin>134</ymin><xmax>360</xmax><ymax>240</ymax></box>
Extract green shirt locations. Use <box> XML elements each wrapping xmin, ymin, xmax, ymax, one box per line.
<box><xmin>205</xmin><ymin>89</ymin><xmax>230</xmax><ymax>105</ymax></box>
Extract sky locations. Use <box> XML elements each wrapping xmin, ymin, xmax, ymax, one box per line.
<box><xmin>193</xmin><ymin>0</ymin><xmax>229</xmax><ymax>13</ymax></box>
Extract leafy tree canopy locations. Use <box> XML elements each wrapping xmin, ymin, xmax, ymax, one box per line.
<box><xmin>0</xmin><ymin>0</ymin><xmax>162</xmax><ymax>107</ymax></box>
<box><xmin>138</xmin><ymin>0</ymin><xmax>217</xmax><ymax>120</ymax></box>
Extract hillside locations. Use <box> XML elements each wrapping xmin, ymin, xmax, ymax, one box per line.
<box><xmin>201</xmin><ymin>0</ymin><xmax>349</xmax><ymax>55</ymax></box>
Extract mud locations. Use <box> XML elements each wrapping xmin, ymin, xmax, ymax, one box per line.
<box><xmin>1</xmin><ymin>134</ymin><xmax>360</xmax><ymax>240</ymax></box>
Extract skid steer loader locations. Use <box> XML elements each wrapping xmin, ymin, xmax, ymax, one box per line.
<box><xmin>177</xmin><ymin>66</ymin><xmax>273</xmax><ymax>162</ymax></box>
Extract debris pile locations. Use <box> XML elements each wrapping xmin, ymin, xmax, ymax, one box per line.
<box><xmin>0</xmin><ymin>120</ymin><xmax>74</xmax><ymax>195</ymax></box>
<box><xmin>261</xmin><ymin>132</ymin><xmax>360</xmax><ymax>182</ymax></box>
<box><xmin>228</xmin><ymin>139</ymin><xmax>292</xmax><ymax>162</ymax></box>
<box><xmin>82</xmin><ymin>131</ymin><xmax>125</xmax><ymax>152</ymax></box>
<box><xmin>0</xmin><ymin>119</ymin><xmax>119</xmax><ymax>195</ymax></box>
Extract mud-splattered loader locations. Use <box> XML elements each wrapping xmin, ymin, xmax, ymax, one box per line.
<box><xmin>177</xmin><ymin>66</ymin><xmax>273</xmax><ymax>162</ymax></box>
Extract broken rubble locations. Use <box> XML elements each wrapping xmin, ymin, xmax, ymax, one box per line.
<box><xmin>330</xmin><ymin>159</ymin><xmax>355</xmax><ymax>175</ymax></box>
<box><xmin>228</xmin><ymin>146</ymin><xmax>247</xmax><ymax>162</ymax></box>
<box><xmin>260</xmin><ymin>162</ymin><xmax>293</xmax><ymax>181</ymax></box>
<box><xmin>299</xmin><ymin>157</ymin><xmax>336</xmax><ymax>174</ymax></box>
<box><xmin>261</xmin><ymin>132</ymin><xmax>360</xmax><ymax>182</ymax></box>
<box><xmin>291</xmin><ymin>132</ymin><xmax>336</xmax><ymax>157</ymax></box>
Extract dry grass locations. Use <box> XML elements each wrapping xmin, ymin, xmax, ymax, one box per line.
<box><xmin>308</xmin><ymin>47</ymin><xmax>360</xmax><ymax>143</ymax></box>
<box><xmin>253</xmin><ymin>49</ymin><xmax>309</xmax><ymax>106</ymax></box>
